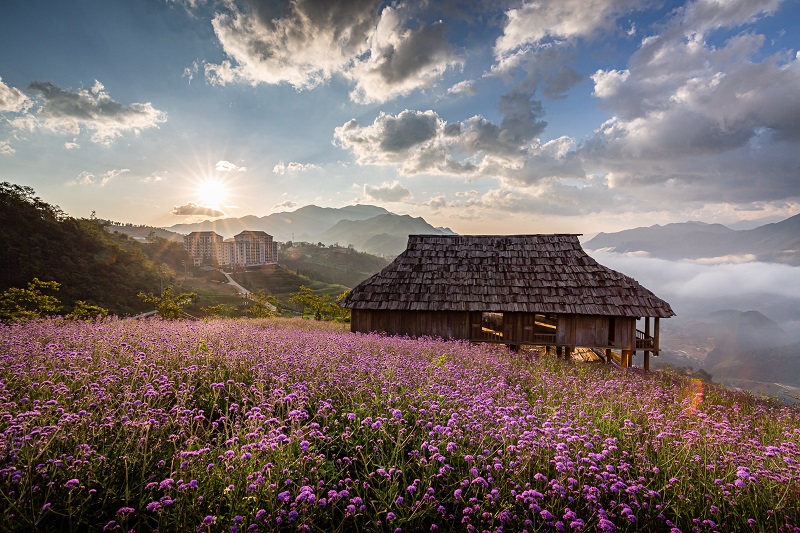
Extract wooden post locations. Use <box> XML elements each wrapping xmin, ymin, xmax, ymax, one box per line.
<box><xmin>605</xmin><ymin>348</ymin><xmax>612</xmax><ymax>364</ymax></box>
<box><xmin>654</xmin><ymin>317</ymin><xmax>660</xmax><ymax>356</ymax></box>
<box><xmin>556</xmin><ymin>346</ymin><xmax>563</xmax><ymax>358</ymax></box>
<box><xmin>644</xmin><ymin>317</ymin><xmax>651</xmax><ymax>371</ymax></box>
<box><xmin>621</xmin><ymin>349</ymin><xmax>631</xmax><ymax>368</ymax></box>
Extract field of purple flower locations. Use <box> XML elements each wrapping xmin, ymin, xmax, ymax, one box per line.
<box><xmin>1</xmin><ymin>317</ymin><xmax>798</xmax><ymax>532</ymax></box>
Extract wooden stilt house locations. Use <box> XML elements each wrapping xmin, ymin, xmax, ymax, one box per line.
<box><xmin>339</xmin><ymin>234</ymin><xmax>675</xmax><ymax>368</ymax></box>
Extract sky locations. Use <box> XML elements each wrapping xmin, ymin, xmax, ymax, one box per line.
<box><xmin>1</xmin><ymin>0</ymin><xmax>799</xmax><ymax>235</ymax></box>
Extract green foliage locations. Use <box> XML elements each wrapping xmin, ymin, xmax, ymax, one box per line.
<box><xmin>0</xmin><ymin>181</ymin><xmax>189</xmax><ymax>315</ymax></box>
<box><xmin>278</xmin><ymin>241</ymin><xmax>389</xmax><ymax>287</ymax></box>
<box><xmin>138</xmin><ymin>286</ymin><xmax>197</xmax><ymax>319</ymax></box>
<box><xmin>67</xmin><ymin>300</ymin><xmax>109</xmax><ymax>320</ymax></box>
<box><xmin>0</xmin><ymin>277</ymin><xmax>62</xmax><ymax>321</ymax></box>
<box><xmin>288</xmin><ymin>285</ymin><xmax>349</xmax><ymax>321</ymax></box>
<box><xmin>245</xmin><ymin>290</ymin><xmax>281</xmax><ymax>318</ymax></box>
<box><xmin>200</xmin><ymin>303</ymin><xmax>234</xmax><ymax>318</ymax></box>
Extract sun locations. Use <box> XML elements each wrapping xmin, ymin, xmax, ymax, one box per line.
<box><xmin>196</xmin><ymin>180</ymin><xmax>228</xmax><ymax>210</ymax></box>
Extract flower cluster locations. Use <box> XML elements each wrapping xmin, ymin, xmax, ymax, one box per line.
<box><xmin>0</xmin><ymin>317</ymin><xmax>798</xmax><ymax>531</ymax></box>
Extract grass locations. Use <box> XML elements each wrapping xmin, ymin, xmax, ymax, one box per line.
<box><xmin>0</xmin><ymin>317</ymin><xmax>798</xmax><ymax>532</ymax></box>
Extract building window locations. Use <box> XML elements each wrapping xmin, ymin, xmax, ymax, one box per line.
<box><xmin>481</xmin><ymin>312</ymin><xmax>504</xmax><ymax>339</ymax></box>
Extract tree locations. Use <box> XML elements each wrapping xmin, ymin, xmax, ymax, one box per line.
<box><xmin>138</xmin><ymin>286</ymin><xmax>197</xmax><ymax>319</ymax></box>
<box><xmin>200</xmin><ymin>303</ymin><xmax>234</xmax><ymax>318</ymax></box>
<box><xmin>0</xmin><ymin>278</ymin><xmax>63</xmax><ymax>321</ymax></box>
<box><xmin>288</xmin><ymin>285</ymin><xmax>322</xmax><ymax>318</ymax></box>
<box><xmin>68</xmin><ymin>300</ymin><xmax>109</xmax><ymax>320</ymax></box>
<box><xmin>328</xmin><ymin>290</ymin><xmax>351</xmax><ymax>322</ymax></box>
<box><xmin>247</xmin><ymin>290</ymin><xmax>281</xmax><ymax>318</ymax></box>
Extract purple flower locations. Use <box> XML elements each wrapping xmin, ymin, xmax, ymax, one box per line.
<box><xmin>597</xmin><ymin>518</ymin><xmax>616</xmax><ymax>532</ymax></box>
<box><xmin>201</xmin><ymin>515</ymin><xmax>216</xmax><ymax>526</ymax></box>
<box><xmin>116</xmin><ymin>507</ymin><xmax>135</xmax><ymax>516</ymax></box>
<box><xmin>386</xmin><ymin>512</ymin><xmax>396</xmax><ymax>520</ymax></box>
<box><xmin>65</xmin><ymin>479</ymin><xmax>80</xmax><ymax>489</ymax></box>
<box><xmin>277</xmin><ymin>491</ymin><xmax>291</xmax><ymax>503</ymax></box>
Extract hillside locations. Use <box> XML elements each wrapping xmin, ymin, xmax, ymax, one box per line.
<box><xmin>104</xmin><ymin>223</ymin><xmax>184</xmax><ymax>243</ymax></box>
<box><xmin>584</xmin><ymin>213</ymin><xmax>800</xmax><ymax>265</ymax></box>
<box><xmin>2</xmin><ymin>318</ymin><xmax>798</xmax><ymax>532</ymax></box>
<box><xmin>165</xmin><ymin>204</ymin><xmax>456</xmax><ymax>256</ymax></box>
<box><xmin>0</xmin><ymin>182</ymin><xmax>187</xmax><ymax>315</ymax></box>
<box><xmin>278</xmin><ymin>242</ymin><xmax>389</xmax><ymax>287</ymax></box>
<box><xmin>166</xmin><ymin>204</ymin><xmax>390</xmax><ymax>241</ymax></box>
<box><xmin>315</xmin><ymin>213</ymin><xmax>456</xmax><ymax>255</ymax></box>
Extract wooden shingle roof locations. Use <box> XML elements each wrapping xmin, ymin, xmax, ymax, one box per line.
<box><xmin>340</xmin><ymin>234</ymin><xmax>675</xmax><ymax>318</ymax></box>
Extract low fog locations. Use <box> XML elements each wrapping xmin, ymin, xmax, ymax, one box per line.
<box><xmin>587</xmin><ymin>250</ymin><xmax>800</xmax><ymax>342</ymax></box>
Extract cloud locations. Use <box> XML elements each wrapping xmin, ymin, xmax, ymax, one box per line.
<box><xmin>494</xmin><ymin>0</ymin><xmax>647</xmax><ymax>55</ymax></box>
<box><xmin>589</xmin><ymin>249</ymin><xmax>800</xmax><ymax>304</ymax></box>
<box><xmin>423</xmin><ymin>194</ymin><xmax>451</xmax><ymax>210</ymax></box>
<box><xmin>64</xmin><ymin>141</ymin><xmax>80</xmax><ymax>150</ymax></box>
<box><xmin>216</xmin><ymin>160</ymin><xmax>247</xmax><ymax>172</ymax></box>
<box><xmin>346</xmin><ymin>5</ymin><xmax>462</xmax><ymax>104</ymax></box>
<box><xmin>0</xmin><ymin>140</ymin><xmax>14</xmax><ymax>155</ymax></box>
<box><xmin>334</xmin><ymin>95</ymin><xmax>584</xmax><ymax>184</ymax></box>
<box><xmin>0</xmin><ymin>77</ymin><xmax>28</xmax><ymax>112</ymax></box>
<box><xmin>171</xmin><ymin>202</ymin><xmax>225</xmax><ymax>217</ymax></box>
<box><xmin>273</xmin><ymin>200</ymin><xmax>298</xmax><ymax>210</ymax></box>
<box><xmin>685</xmin><ymin>254</ymin><xmax>758</xmax><ymax>265</ymax></box>
<box><xmin>579</xmin><ymin>1</ymin><xmax>800</xmax><ymax>204</ymax></box>
<box><xmin>205</xmin><ymin>1</ymin><xmax>460</xmax><ymax>103</ymax></box>
<box><xmin>68</xmin><ymin>168</ymin><xmax>130</xmax><ymax>187</ymax></box>
<box><xmin>447</xmin><ymin>80</ymin><xmax>477</xmax><ymax>96</ymax></box>
<box><xmin>363</xmin><ymin>180</ymin><xmax>412</xmax><ymax>202</ymax></box>
<box><xmin>272</xmin><ymin>161</ymin><xmax>320</xmax><ymax>175</ymax></box>
<box><xmin>489</xmin><ymin>0</ymin><xmax>647</xmax><ymax>100</ymax></box>
<box><xmin>15</xmin><ymin>80</ymin><xmax>166</xmax><ymax>144</ymax></box>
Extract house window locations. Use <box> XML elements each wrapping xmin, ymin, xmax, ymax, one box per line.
<box><xmin>481</xmin><ymin>312</ymin><xmax>504</xmax><ymax>339</ymax></box>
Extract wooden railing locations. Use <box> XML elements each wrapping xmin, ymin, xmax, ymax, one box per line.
<box><xmin>635</xmin><ymin>329</ymin><xmax>654</xmax><ymax>350</ymax></box>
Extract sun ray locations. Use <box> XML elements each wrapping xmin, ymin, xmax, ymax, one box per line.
<box><xmin>196</xmin><ymin>180</ymin><xmax>228</xmax><ymax>210</ymax></box>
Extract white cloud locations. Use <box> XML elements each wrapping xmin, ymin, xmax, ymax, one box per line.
<box><xmin>69</xmin><ymin>168</ymin><xmax>130</xmax><ymax>187</ymax></box>
<box><xmin>495</xmin><ymin>0</ymin><xmax>647</xmax><ymax>55</ymax></box>
<box><xmin>363</xmin><ymin>180</ymin><xmax>412</xmax><ymax>202</ymax></box>
<box><xmin>272</xmin><ymin>161</ymin><xmax>320</xmax><ymax>175</ymax></box>
<box><xmin>205</xmin><ymin>1</ymin><xmax>460</xmax><ymax>104</ymax></box>
<box><xmin>206</xmin><ymin>0</ymin><xmax>378</xmax><ymax>89</ymax></box>
<box><xmin>346</xmin><ymin>5</ymin><xmax>462</xmax><ymax>104</ymax></box>
<box><xmin>216</xmin><ymin>160</ymin><xmax>247</xmax><ymax>172</ymax></box>
<box><xmin>172</xmin><ymin>202</ymin><xmax>225</xmax><ymax>217</ymax></box>
<box><xmin>0</xmin><ymin>140</ymin><xmax>14</xmax><ymax>155</ymax></box>
<box><xmin>590</xmin><ymin>250</ymin><xmax>800</xmax><ymax>302</ymax></box>
<box><xmin>64</xmin><ymin>141</ymin><xmax>80</xmax><ymax>150</ymax></box>
<box><xmin>334</xmin><ymin>98</ymin><xmax>583</xmax><ymax>185</ymax></box>
<box><xmin>447</xmin><ymin>80</ymin><xmax>477</xmax><ymax>97</ymax></box>
<box><xmin>0</xmin><ymin>77</ymin><xmax>28</xmax><ymax>112</ymax></box>
<box><xmin>580</xmin><ymin>2</ymin><xmax>800</xmax><ymax>204</ymax></box>
<box><xmin>273</xmin><ymin>200</ymin><xmax>298</xmax><ymax>210</ymax></box>
<box><xmin>685</xmin><ymin>254</ymin><xmax>758</xmax><ymax>265</ymax></box>
<box><xmin>17</xmin><ymin>80</ymin><xmax>166</xmax><ymax>144</ymax></box>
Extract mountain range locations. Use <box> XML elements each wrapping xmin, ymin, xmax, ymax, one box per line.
<box><xmin>166</xmin><ymin>205</ymin><xmax>455</xmax><ymax>256</ymax></box>
<box><xmin>583</xmin><ymin>213</ymin><xmax>800</xmax><ymax>265</ymax></box>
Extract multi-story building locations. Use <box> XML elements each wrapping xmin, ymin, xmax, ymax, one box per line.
<box><xmin>231</xmin><ymin>230</ymin><xmax>278</xmax><ymax>267</ymax></box>
<box><xmin>183</xmin><ymin>230</ymin><xmax>278</xmax><ymax>268</ymax></box>
<box><xmin>183</xmin><ymin>231</ymin><xmax>224</xmax><ymax>266</ymax></box>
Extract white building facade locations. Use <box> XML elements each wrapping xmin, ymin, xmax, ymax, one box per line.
<box><xmin>183</xmin><ymin>230</ymin><xmax>278</xmax><ymax>267</ymax></box>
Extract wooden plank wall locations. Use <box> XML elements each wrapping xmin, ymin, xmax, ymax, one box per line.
<box><xmin>353</xmin><ymin>310</ymin><xmax>640</xmax><ymax>351</ymax></box>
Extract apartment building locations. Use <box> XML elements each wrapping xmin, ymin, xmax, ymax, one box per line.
<box><xmin>231</xmin><ymin>230</ymin><xmax>279</xmax><ymax>267</ymax></box>
<box><xmin>183</xmin><ymin>231</ymin><xmax>224</xmax><ymax>266</ymax></box>
<box><xmin>183</xmin><ymin>230</ymin><xmax>278</xmax><ymax>267</ymax></box>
